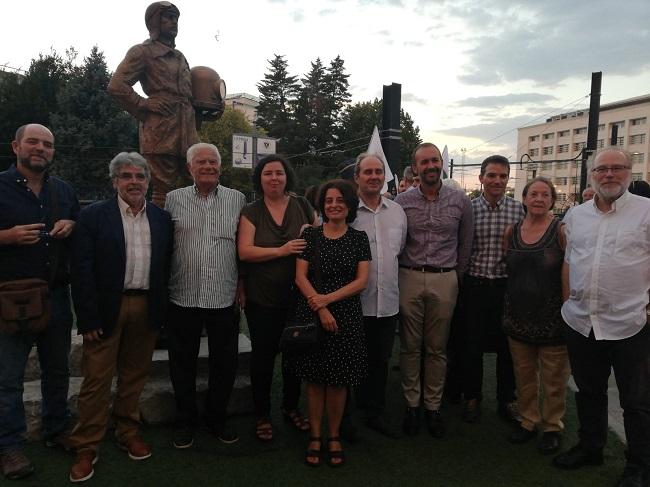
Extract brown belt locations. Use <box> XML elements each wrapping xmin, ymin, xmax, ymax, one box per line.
<box><xmin>399</xmin><ymin>265</ymin><xmax>454</xmax><ymax>273</ymax></box>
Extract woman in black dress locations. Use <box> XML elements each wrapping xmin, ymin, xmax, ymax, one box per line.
<box><xmin>292</xmin><ymin>179</ymin><xmax>370</xmax><ymax>467</ymax></box>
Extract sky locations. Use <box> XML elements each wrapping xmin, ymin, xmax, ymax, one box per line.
<box><xmin>3</xmin><ymin>0</ymin><xmax>650</xmax><ymax>188</ymax></box>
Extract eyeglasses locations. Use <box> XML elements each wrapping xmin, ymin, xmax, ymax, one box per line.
<box><xmin>591</xmin><ymin>165</ymin><xmax>631</xmax><ymax>174</ymax></box>
<box><xmin>116</xmin><ymin>173</ymin><xmax>147</xmax><ymax>181</ymax></box>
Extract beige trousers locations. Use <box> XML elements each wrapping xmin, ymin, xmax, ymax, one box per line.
<box><xmin>398</xmin><ymin>268</ymin><xmax>458</xmax><ymax>410</ymax></box>
<box><xmin>508</xmin><ymin>338</ymin><xmax>571</xmax><ymax>432</ymax></box>
<box><xmin>68</xmin><ymin>295</ymin><xmax>158</xmax><ymax>451</ymax></box>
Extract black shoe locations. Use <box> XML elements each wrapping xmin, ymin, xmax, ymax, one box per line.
<box><xmin>461</xmin><ymin>399</ymin><xmax>480</xmax><ymax>423</ymax></box>
<box><xmin>206</xmin><ymin>423</ymin><xmax>239</xmax><ymax>444</ymax></box>
<box><xmin>497</xmin><ymin>402</ymin><xmax>522</xmax><ymax>424</ymax></box>
<box><xmin>365</xmin><ymin>417</ymin><xmax>400</xmax><ymax>439</ymax></box>
<box><xmin>537</xmin><ymin>432</ymin><xmax>561</xmax><ymax>455</ymax></box>
<box><xmin>508</xmin><ymin>425</ymin><xmax>537</xmax><ymax>444</ymax></box>
<box><xmin>340</xmin><ymin>418</ymin><xmax>359</xmax><ymax>444</ymax></box>
<box><xmin>402</xmin><ymin>407</ymin><xmax>420</xmax><ymax>436</ymax></box>
<box><xmin>425</xmin><ymin>410</ymin><xmax>445</xmax><ymax>438</ymax></box>
<box><xmin>173</xmin><ymin>426</ymin><xmax>195</xmax><ymax>449</ymax></box>
<box><xmin>552</xmin><ymin>444</ymin><xmax>604</xmax><ymax>470</ymax></box>
<box><xmin>616</xmin><ymin>465</ymin><xmax>645</xmax><ymax>487</ymax></box>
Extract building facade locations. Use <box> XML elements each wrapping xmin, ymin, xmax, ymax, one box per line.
<box><xmin>514</xmin><ymin>94</ymin><xmax>650</xmax><ymax>210</ymax></box>
<box><xmin>225</xmin><ymin>93</ymin><xmax>259</xmax><ymax>125</ymax></box>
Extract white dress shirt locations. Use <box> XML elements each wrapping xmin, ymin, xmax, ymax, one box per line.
<box><xmin>561</xmin><ymin>191</ymin><xmax>650</xmax><ymax>340</ymax></box>
<box><xmin>117</xmin><ymin>195</ymin><xmax>151</xmax><ymax>290</ymax></box>
<box><xmin>352</xmin><ymin>196</ymin><xmax>407</xmax><ymax>317</ymax></box>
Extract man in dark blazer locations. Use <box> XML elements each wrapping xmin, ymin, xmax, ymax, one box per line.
<box><xmin>67</xmin><ymin>152</ymin><xmax>172</xmax><ymax>483</ymax></box>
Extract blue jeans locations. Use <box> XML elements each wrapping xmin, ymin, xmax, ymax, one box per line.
<box><xmin>0</xmin><ymin>286</ymin><xmax>73</xmax><ymax>453</ymax></box>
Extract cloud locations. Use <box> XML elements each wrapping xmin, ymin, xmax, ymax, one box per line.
<box><xmin>376</xmin><ymin>29</ymin><xmax>391</xmax><ymax>37</ymax></box>
<box><xmin>291</xmin><ymin>9</ymin><xmax>304</xmax><ymax>22</ymax></box>
<box><xmin>451</xmin><ymin>0</ymin><xmax>650</xmax><ymax>86</ymax></box>
<box><xmin>359</xmin><ymin>0</ymin><xmax>404</xmax><ymax>5</ymax></box>
<box><xmin>318</xmin><ymin>8</ymin><xmax>336</xmax><ymax>15</ymax></box>
<box><xmin>455</xmin><ymin>93</ymin><xmax>557</xmax><ymax>108</ymax></box>
<box><xmin>404</xmin><ymin>40</ymin><xmax>424</xmax><ymax>47</ymax></box>
<box><xmin>402</xmin><ymin>92</ymin><xmax>429</xmax><ymax>104</ymax></box>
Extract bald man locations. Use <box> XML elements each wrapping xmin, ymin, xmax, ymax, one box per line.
<box><xmin>0</xmin><ymin>124</ymin><xmax>79</xmax><ymax>480</ymax></box>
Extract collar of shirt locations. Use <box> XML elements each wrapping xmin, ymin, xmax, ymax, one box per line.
<box><xmin>416</xmin><ymin>182</ymin><xmax>446</xmax><ymax>200</ymax></box>
<box><xmin>479</xmin><ymin>193</ymin><xmax>506</xmax><ymax>210</ymax></box>
<box><xmin>192</xmin><ymin>184</ymin><xmax>219</xmax><ymax>198</ymax></box>
<box><xmin>358</xmin><ymin>196</ymin><xmax>389</xmax><ymax>213</ymax></box>
<box><xmin>8</xmin><ymin>164</ymin><xmax>50</xmax><ymax>187</ymax></box>
<box><xmin>592</xmin><ymin>190</ymin><xmax>631</xmax><ymax>214</ymax></box>
<box><xmin>117</xmin><ymin>194</ymin><xmax>146</xmax><ymax>218</ymax></box>
<box><xmin>146</xmin><ymin>39</ymin><xmax>178</xmax><ymax>58</ymax></box>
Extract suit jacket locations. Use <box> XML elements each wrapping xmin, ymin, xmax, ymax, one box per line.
<box><xmin>71</xmin><ymin>197</ymin><xmax>173</xmax><ymax>336</ymax></box>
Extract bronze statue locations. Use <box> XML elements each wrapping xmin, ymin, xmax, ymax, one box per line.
<box><xmin>108</xmin><ymin>2</ymin><xmax>225</xmax><ymax>207</ymax></box>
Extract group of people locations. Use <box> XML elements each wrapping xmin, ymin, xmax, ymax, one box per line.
<box><xmin>0</xmin><ymin>124</ymin><xmax>648</xmax><ymax>487</ymax></box>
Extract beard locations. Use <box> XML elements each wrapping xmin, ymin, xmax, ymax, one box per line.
<box><xmin>593</xmin><ymin>177</ymin><xmax>630</xmax><ymax>201</ymax></box>
<box><xmin>18</xmin><ymin>155</ymin><xmax>49</xmax><ymax>173</ymax></box>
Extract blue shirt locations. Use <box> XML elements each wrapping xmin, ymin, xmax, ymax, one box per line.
<box><xmin>0</xmin><ymin>165</ymin><xmax>80</xmax><ymax>284</ymax></box>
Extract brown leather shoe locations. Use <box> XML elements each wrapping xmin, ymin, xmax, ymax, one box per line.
<box><xmin>1</xmin><ymin>450</ymin><xmax>34</xmax><ymax>480</ymax></box>
<box><xmin>69</xmin><ymin>449</ymin><xmax>98</xmax><ymax>483</ymax></box>
<box><xmin>118</xmin><ymin>437</ymin><xmax>152</xmax><ymax>460</ymax></box>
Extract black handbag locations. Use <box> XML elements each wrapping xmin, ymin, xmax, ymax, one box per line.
<box><xmin>279</xmin><ymin>229</ymin><xmax>324</xmax><ymax>352</ymax></box>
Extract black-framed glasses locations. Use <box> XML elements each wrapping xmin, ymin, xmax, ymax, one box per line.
<box><xmin>591</xmin><ymin>165</ymin><xmax>630</xmax><ymax>174</ymax></box>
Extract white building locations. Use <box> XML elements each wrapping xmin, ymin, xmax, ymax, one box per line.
<box><xmin>225</xmin><ymin>93</ymin><xmax>259</xmax><ymax>125</ymax></box>
<box><xmin>514</xmin><ymin>94</ymin><xmax>650</xmax><ymax>210</ymax></box>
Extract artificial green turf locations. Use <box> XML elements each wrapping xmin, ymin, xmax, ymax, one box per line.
<box><xmin>19</xmin><ymin>353</ymin><xmax>625</xmax><ymax>486</ymax></box>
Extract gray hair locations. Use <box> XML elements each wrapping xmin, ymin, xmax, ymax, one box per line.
<box><xmin>186</xmin><ymin>143</ymin><xmax>221</xmax><ymax>166</ymax></box>
<box><xmin>403</xmin><ymin>166</ymin><xmax>414</xmax><ymax>182</ymax></box>
<box><xmin>108</xmin><ymin>152</ymin><xmax>150</xmax><ymax>180</ymax></box>
<box><xmin>593</xmin><ymin>148</ymin><xmax>632</xmax><ymax>167</ymax></box>
<box><xmin>354</xmin><ymin>152</ymin><xmax>384</xmax><ymax>176</ymax></box>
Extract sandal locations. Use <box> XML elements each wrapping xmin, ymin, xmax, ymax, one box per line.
<box><xmin>304</xmin><ymin>436</ymin><xmax>322</xmax><ymax>467</ymax></box>
<box><xmin>327</xmin><ymin>437</ymin><xmax>346</xmax><ymax>467</ymax></box>
<box><xmin>281</xmin><ymin>408</ymin><xmax>310</xmax><ymax>432</ymax></box>
<box><xmin>255</xmin><ymin>418</ymin><xmax>273</xmax><ymax>442</ymax></box>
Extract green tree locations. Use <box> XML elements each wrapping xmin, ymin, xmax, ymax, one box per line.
<box><xmin>323</xmin><ymin>55</ymin><xmax>351</xmax><ymax>138</ymax></box>
<box><xmin>256</xmin><ymin>54</ymin><xmax>298</xmax><ymax>149</ymax></box>
<box><xmin>49</xmin><ymin>46</ymin><xmax>138</xmax><ymax>200</ymax></box>
<box><xmin>199</xmin><ymin>106</ymin><xmax>257</xmax><ymax>196</ymax></box>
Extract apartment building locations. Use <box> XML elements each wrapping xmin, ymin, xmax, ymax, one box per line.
<box><xmin>514</xmin><ymin>94</ymin><xmax>650</xmax><ymax>210</ymax></box>
<box><xmin>225</xmin><ymin>93</ymin><xmax>259</xmax><ymax>124</ymax></box>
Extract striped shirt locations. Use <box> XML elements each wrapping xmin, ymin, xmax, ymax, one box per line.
<box><xmin>117</xmin><ymin>195</ymin><xmax>151</xmax><ymax>290</ymax></box>
<box><xmin>165</xmin><ymin>184</ymin><xmax>246</xmax><ymax>309</ymax></box>
<box><xmin>468</xmin><ymin>194</ymin><xmax>524</xmax><ymax>279</ymax></box>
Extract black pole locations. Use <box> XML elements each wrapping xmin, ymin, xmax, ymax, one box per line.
<box><xmin>381</xmin><ymin>83</ymin><xmax>401</xmax><ymax>185</ymax></box>
<box><xmin>580</xmin><ymin>72</ymin><xmax>602</xmax><ymax>200</ymax></box>
<box><xmin>449</xmin><ymin>158</ymin><xmax>454</xmax><ymax>178</ymax></box>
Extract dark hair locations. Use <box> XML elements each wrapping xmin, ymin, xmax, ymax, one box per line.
<box><xmin>522</xmin><ymin>176</ymin><xmax>557</xmax><ymax>209</ymax></box>
<box><xmin>252</xmin><ymin>154</ymin><xmax>295</xmax><ymax>194</ymax></box>
<box><xmin>317</xmin><ymin>179</ymin><xmax>358</xmax><ymax>223</ymax></box>
<box><xmin>480</xmin><ymin>155</ymin><xmax>510</xmax><ymax>176</ymax></box>
<box><xmin>411</xmin><ymin>142</ymin><xmax>441</xmax><ymax>163</ymax></box>
<box><xmin>629</xmin><ymin>180</ymin><xmax>650</xmax><ymax>198</ymax></box>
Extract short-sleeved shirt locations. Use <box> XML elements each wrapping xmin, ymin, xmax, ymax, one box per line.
<box><xmin>0</xmin><ymin>165</ymin><xmax>79</xmax><ymax>285</ymax></box>
<box><xmin>240</xmin><ymin>195</ymin><xmax>314</xmax><ymax>307</ymax></box>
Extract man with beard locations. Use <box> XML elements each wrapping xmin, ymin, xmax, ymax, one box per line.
<box><xmin>0</xmin><ymin>124</ymin><xmax>79</xmax><ymax>480</ymax></box>
<box><xmin>394</xmin><ymin>143</ymin><xmax>473</xmax><ymax>438</ymax></box>
<box><xmin>554</xmin><ymin>149</ymin><xmax>650</xmax><ymax>487</ymax></box>
<box><xmin>351</xmin><ymin>153</ymin><xmax>407</xmax><ymax>435</ymax></box>
<box><xmin>67</xmin><ymin>153</ymin><xmax>172</xmax><ymax>483</ymax></box>
<box><xmin>108</xmin><ymin>2</ymin><xmax>222</xmax><ymax>207</ymax></box>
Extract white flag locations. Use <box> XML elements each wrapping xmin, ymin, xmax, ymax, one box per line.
<box><xmin>367</xmin><ymin>126</ymin><xmax>394</xmax><ymax>194</ymax></box>
<box><xmin>442</xmin><ymin>145</ymin><xmax>449</xmax><ymax>179</ymax></box>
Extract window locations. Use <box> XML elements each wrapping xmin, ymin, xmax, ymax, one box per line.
<box><xmin>557</xmin><ymin>194</ymin><xmax>567</xmax><ymax>203</ymax></box>
<box><xmin>571</xmin><ymin>176</ymin><xmax>579</xmax><ymax>185</ymax></box>
<box><xmin>572</xmin><ymin>161</ymin><xmax>580</xmax><ymax>169</ymax></box>
<box><xmin>611</xmin><ymin>121</ymin><xmax>625</xmax><ymax>129</ymax></box>
<box><xmin>556</xmin><ymin>162</ymin><xmax>567</xmax><ymax>170</ymax></box>
<box><xmin>529</xmin><ymin>148</ymin><xmax>539</xmax><ymax>156</ymax></box>
<box><xmin>597</xmin><ymin>139</ymin><xmax>604</xmax><ymax>148</ymax></box>
<box><xmin>613</xmin><ymin>136</ymin><xmax>625</xmax><ymax>146</ymax></box>
<box><xmin>631</xmin><ymin>153</ymin><xmax>645</xmax><ymax>164</ymax></box>
<box><xmin>529</xmin><ymin>135</ymin><xmax>539</xmax><ymax>142</ymax></box>
<box><xmin>543</xmin><ymin>146</ymin><xmax>553</xmax><ymax>155</ymax></box>
<box><xmin>631</xmin><ymin>117</ymin><xmax>647</xmax><ymax>126</ymax></box>
<box><xmin>543</xmin><ymin>133</ymin><xmax>554</xmax><ymax>140</ymax></box>
<box><xmin>557</xmin><ymin>144</ymin><xmax>569</xmax><ymax>153</ymax></box>
<box><xmin>574</xmin><ymin>127</ymin><xmax>587</xmax><ymax>135</ymax></box>
<box><xmin>632</xmin><ymin>173</ymin><xmax>643</xmax><ymax>181</ymax></box>
<box><xmin>555</xmin><ymin>177</ymin><xmax>567</xmax><ymax>185</ymax></box>
<box><xmin>558</xmin><ymin>130</ymin><xmax>570</xmax><ymax>137</ymax></box>
<box><xmin>573</xmin><ymin>142</ymin><xmax>586</xmax><ymax>151</ymax></box>
<box><xmin>598</xmin><ymin>124</ymin><xmax>605</xmax><ymax>131</ymax></box>
<box><xmin>630</xmin><ymin>134</ymin><xmax>646</xmax><ymax>144</ymax></box>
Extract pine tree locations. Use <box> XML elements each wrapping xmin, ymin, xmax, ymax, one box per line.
<box><xmin>324</xmin><ymin>55</ymin><xmax>351</xmax><ymax>138</ymax></box>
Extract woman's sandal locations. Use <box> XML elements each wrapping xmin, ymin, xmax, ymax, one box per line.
<box><xmin>255</xmin><ymin>418</ymin><xmax>273</xmax><ymax>442</ymax></box>
<box><xmin>281</xmin><ymin>408</ymin><xmax>310</xmax><ymax>432</ymax></box>
<box><xmin>304</xmin><ymin>436</ymin><xmax>322</xmax><ymax>467</ymax></box>
<box><xmin>327</xmin><ymin>437</ymin><xmax>346</xmax><ymax>467</ymax></box>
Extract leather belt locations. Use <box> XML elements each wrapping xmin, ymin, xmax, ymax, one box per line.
<box><xmin>399</xmin><ymin>265</ymin><xmax>454</xmax><ymax>273</ymax></box>
<box><xmin>123</xmin><ymin>289</ymin><xmax>148</xmax><ymax>296</ymax></box>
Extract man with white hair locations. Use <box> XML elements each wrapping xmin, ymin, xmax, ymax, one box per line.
<box><xmin>165</xmin><ymin>143</ymin><xmax>246</xmax><ymax>449</ymax></box>
<box><xmin>554</xmin><ymin>149</ymin><xmax>650</xmax><ymax>487</ymax></box>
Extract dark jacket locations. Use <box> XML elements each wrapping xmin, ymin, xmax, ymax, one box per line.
<box><xmin>71</xmin><ymin>197</ymin><xmax>173</xmax><ymax>336</ymax></box>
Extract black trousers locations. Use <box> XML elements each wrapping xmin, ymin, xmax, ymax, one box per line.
<box><xmin>166</xmin><ymin>302</ymin><xmax>239</xmax><ymax>430</ymax></box>
<box><xmin>356</xmin><ymin>315</ymin><xmax>396</xmax><ymax>419</ymax></box>
<box><xmin>460</xmin><ymin>276</ymin><xmax>515</xmax><ymax>404</ymax></box>
<box><xmin>564</xmin><ymin>324</ymin><xmax>650</xmax><ymax>469</ymax></box>
<box><xmin>245</xmin><ymin>302</ymin><xmax>301</xmax><ymax>418</ymax></box>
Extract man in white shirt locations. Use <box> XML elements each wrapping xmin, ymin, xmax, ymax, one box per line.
<box><xmin>554</xmin><ymin>149</ymin><xmax>650</xmax><ymax>487</ymax></box>
<box><xmin>352</xmin><ymin>153</ymin><xmax>407</xmax><ymax>435</ymax></box>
